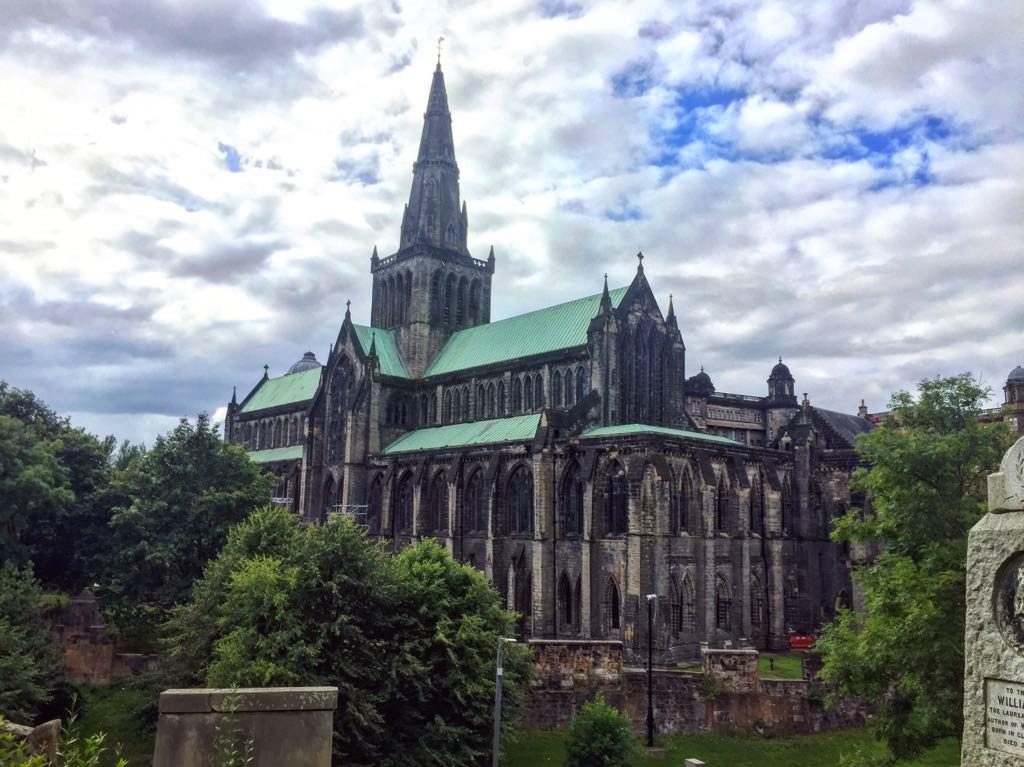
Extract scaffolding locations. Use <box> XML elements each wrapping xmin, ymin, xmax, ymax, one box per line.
<box><xmin>329</xmin><ymin>504</ymin><xmax>369</xmax><ymax>530</ymax></box>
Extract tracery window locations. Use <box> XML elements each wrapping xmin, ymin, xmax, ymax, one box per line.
<box><xmin>464</xmin><ymin>469</ymin><xmax>488</xmax><ymax>533</ymax></box>
<box><xmin>524</xmin><ymin>375</ymin><xmax>534</xmax><ymax>410</ymax></box>
<box><xmin>575</xmin><ymin>366</ymin><xmax>587</xmax><ymax>402</ymax></box>
<box><xmin>715</xmin><ymin>575</ymin><xmax>732</xmax><ymax>631</ymax></box>
<box><xmin>560</xmin><ymin>462</ymin><xmax>584</xmax><ymax>536</ymax></box>
<box><xmin>512</xmin><ymin>378</ymin><xmax>522</xmax><ymax>412</ymax></box>
<box><xmin>603</xmin><ymin>578</ymin><xmax>621</xmax><ymax>633</ymax></box>
<box><xmin>534</xmin><ymin>375</ymin><xmax>544</xmax><ymax>408</ymax></box>
<box><xmin>428</xmin><ymin>471</ymin><xmax>448</xmax><ymax>534</ymax></box>
<box><xmin>507</xmin><ymin>465</ymin><xmax>534</xmax><ymax>535</ymax></box>
<box><xmin>393</xmin><ymin>472</ymin><xmax>414</xmax><ymax>533</ymax></box>
<box><xmin>553</xmin><ymin>370</ymin><xmax>562</xmax><ymax>407</ymax></box>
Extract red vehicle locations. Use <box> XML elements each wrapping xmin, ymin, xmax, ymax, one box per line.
<box><xmin>787</xmin><ymin>633</ymin><xmax>815</xmax><ymax>650</ymax></box>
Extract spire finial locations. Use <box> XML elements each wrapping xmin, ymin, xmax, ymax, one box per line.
<box><xmin>263</xmin><ymin>364</ymin><xmax>269</xmax><ymax>378</ymax></box>
<box><xmin>436</xmin><ymin>36</ymin><xmax>444</xmax><ymax>69</ymax></box>
<box><xmin>779</xmin><ymin>356</ymin><xmax>783</xmax><ymax>364</ymax></box>
<box><xmin>636</xmin><ymin>251</ymin><xmax>644</xmax><ymax>274</ymax></box>
<box><xmin>345</xmin><ymin>299</ymin><xmax>352</xmax><ymax>320</ymax></box>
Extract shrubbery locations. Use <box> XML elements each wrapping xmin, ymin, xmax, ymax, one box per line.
<box><xmin>564</xmin><ymin>694</ymin><xmax>636</xmax><ymax>767</ymax></box>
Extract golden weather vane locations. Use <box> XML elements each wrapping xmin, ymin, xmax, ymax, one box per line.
<box><xmin>437</xmin><ymin>36</ymin><xmax>445</xmax><ymax>66</ymax></box>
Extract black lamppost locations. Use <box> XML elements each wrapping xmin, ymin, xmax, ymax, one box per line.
<box><xmin>645</xmin><ymin>593</ymin><xmax>657</xmax><ymax>748</ymax></box>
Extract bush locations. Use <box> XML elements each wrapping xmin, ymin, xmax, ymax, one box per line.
<box><xmin>564</xmin><ymin>695</ymin><xmax>636</xmax><ymax>767</ymax></box>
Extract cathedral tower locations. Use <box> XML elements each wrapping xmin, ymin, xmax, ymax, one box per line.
<box><xmin>370</xmin><ymin>63</ymin><xmax>494</xmax><ymax>376</ymax></box>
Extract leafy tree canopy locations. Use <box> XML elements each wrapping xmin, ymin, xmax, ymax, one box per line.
<box><xmin>819</xmin><ymin>373</ymin><xmax>1012</xmax><ymax>762</ymax></box>
<box><xmin>106</xmin><ymin>413</ymin><xmax>275</xmax><ymax>610</ymax></box>
<box><xmin>165</xmin><ymin>506</ymin><xmax>529</xmax><ymax>767</ymax></box>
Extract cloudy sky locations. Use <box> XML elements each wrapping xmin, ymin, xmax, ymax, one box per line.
<box><xmin>1</xmin><ymin>0</ymin><xmax>1021</xmax><ymax>446</ymax></box>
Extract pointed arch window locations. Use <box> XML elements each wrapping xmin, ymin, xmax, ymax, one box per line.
<box><xmin>553</xmin><ymin>370</ymin><xmax>563</xmax><ymax>407</ymax></box>
<box><xmin>476</xmin><ymin>384</ymin><xmax>486</xmax><ymax>420</ymax></box>
<box><xmin>782</xmin><ymin>477</ymin><xmax>795</xmax><ymax>536</ymax></box>
<box><xmin>751</xmin><ymin>575</ymin><xmax>766</xmax><ymax>628</ymax></box>
<box><xmin>508</xmin><ymin>465</ymin><xmax>534</xmax><ymax>535</ymax></box>
<box><xmin>677</xmin><ymin>467</ymin><xmax>696</xmax><ymax>535</ymax></box>
<box><xmin>535</xmin><ymin>375</ymin><xmax>544</xmax><ymax>408</ymax></box>
<box><xmin>394</xmin><ymin>472</ymin><xmax>414</xmax><ymax>533</ymax></box>
<box><xmin>428</xmin><ymin>471</ymin><xmax>448</xmax><ymax>534</ymax></box>
<box><xmin>453</xmin><ymin>389</ymin><xmax>461</xmax><ymax>423</ymax></box>
<box><xmin>367</xmin><ymin>475</ymin><xmax>383</xmax><ymax>534</ymax></box>
<box><xmin>715</xmin><ymin>575</ymin><xmax>732</xmax><ymax>631</ymax></box>
<box><xmin>560</xmin><ymin>462</ymin><xmax>584</xmax><ymax>536</ymax></box>
<box><xmin>716</xmin><ymin>473</ymin><xmax>729</xmax><ymax>534</ymax></box>
<box><xmin>430</xmin><ymin>271</ymin><xmax>443</xmax><ymax>322</ymax></box>
<box><xmin>443</xmin><ymin>274</ymin><xmax>455</xmax><ymax>326</ymax></box>
<box><xmin>558</xmin><ymin>573</ymin><xmax>574</xmax><ymax>633</ymax></box>
<box><xmin>464</xmin><ymin>469</ymin><xmax>488</xmax><ymax>533</ymax></box>
<box><xmin>462</xmin><ymin>386</ymin><xmax>471</xmax><ymax>421</ymax></box>
<box><xmin>512</xmin><ymin>378</ymin><xmax>522</xmax><ymax>413</ymax></box>
<box><xmin>680</xmin><ymin>574</ymin><xmax>696</xmax><ymax>632</ymax></box>
<box><xmin>524</xmin><ymin>375</ymin><xmax>534</xmax><ymax>410</ymax></box>
<box><xmin>749</xmin><ymin>473</ymin><xmax>765</xmax><ymax>536</ymax></box>
<box><xmin>497</xmin><ymin>381</ymin><xmax>506</xmax><ymax>415</ymax></box>
<box><xmin>443</xmin><ymin>390</ymin><xmax>452</xmax><ymax>424</ymax></box>
<box><xmin>576</xmin><ymin>366</ymin><xmax>587</xmax><ymax>403</ymax></box>
<box><xmin>603</xmin><ymin>578</ymin><xmax>621</xmax><ymax>633</ymax></box>
<box><xmin>487</xmin><ymin>383</ymin><xmax>496</xmax><ymax>418</ymax></box>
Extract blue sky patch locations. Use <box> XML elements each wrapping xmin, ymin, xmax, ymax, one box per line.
<box><xmin>217</xmin><ymin>142</ymin><xmax>242</xmax><ymax>172</ymax></box>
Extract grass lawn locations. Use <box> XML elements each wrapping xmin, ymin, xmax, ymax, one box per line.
<box><xmin>758</xmin><ymin>653</ymin><xmax>804</xmax><ymax>680</ymax></box>
<box><xmin>505</xmin><ymin>727</ymin><xmax>961</xmax><ymax>766</ymax></box>
<box><xmin>74</xmin><ymin>682</ymin><xmax>155</xmax><ymax>765</ymax></box>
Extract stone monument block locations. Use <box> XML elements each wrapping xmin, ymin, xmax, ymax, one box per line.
<box><xmin>152</xmin><ymin>686</ymin><xmax>338</xmax><ymax>767</ymax></box>
<box><xmin>963</xmin><ymin>436</ymin><xmax>1024</xmax><ymax>765</ymax></box>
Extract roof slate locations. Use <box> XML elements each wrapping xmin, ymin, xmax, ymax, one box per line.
<box><xmin>425</xmin><ymin>287</ymin><xmax>628</xmax><ymax>377</ymax></box>
<box><xmin>814</xmin><ymin>408</ymin><xmax>873</xmax><ymax>447</ymax></box>
<box><xmin>240</xmin><ymin>367</ymin><xmax>321</xmax><ymax>414</ymax></box>
<box><xmin>381</xmin><ymin>413</ymin><xmax>542</xmax><ymax>454</ymax></box>
<box><xmin>352</xmin><ymin>325</ymin><xmax>411</xmax><ymax>379</ymax></box>
<box><xmin>248</xmin><ymin>445</ymin><xmax>303</xmax><ymax>463</ymax></box>
<box><xmin>580</xmin><ymin>423</ymin><xmax>741</xmax><ymax>446</ymax></box>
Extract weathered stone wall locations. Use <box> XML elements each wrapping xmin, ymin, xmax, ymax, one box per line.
<box><xmin>49</xmin><ymin>589</ymin><xmax>158</xmax><ymax>684</ymax></box>
<box><xmin>521</xmin><ymin>641</ymin><xmax>869</xmax><ymax>734</ymax></box>
<box><xmin>153</xmin><ymin>687</ymin><xmax>337</xmax><ymax>767</ymax></box>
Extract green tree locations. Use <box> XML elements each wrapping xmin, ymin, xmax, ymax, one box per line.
<box><xmin>563</xmin><ymin>694</ymin><xmax>636</xmax><ymax>767</ymax></box>
<box><xmin>0</xmin><ymin>415</ymin><xmax>73</xmax><ymax>566</ymax></box>
<box><xmin>165</xmin><ymin>506</ymin><xmax>528</xmax><ymax>767</ymax></box>
<box><xmin>0</xmin><ymin>381</ymin><xmax>131</xmax><ymax>593</ymax></box>
<box><xmin>0</xmin><ymin>563</ymin><xmax>62</xmax><ymax>723</ymax></box>
<box><xmin>106</xmin><ymin>413</ymin><xmax>275</xmax><ymax>611</ymax></box>
<box><xmin>819</xmin><ymin>373</ymin><xmax>1012</xmax><ymax>762</ymax></box>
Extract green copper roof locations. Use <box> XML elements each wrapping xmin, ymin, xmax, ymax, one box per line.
<box><xmin>381</xmin><ymin>413</ymin><xmax>542</xmax><ymax>454</ymax></box>
<box><xmin>353</xmin><ymin>325</ymin><xmax>410</xmax><ymax>379</ymax></box>
<box><xmin>240</xmin><ymin>367</ymin><xmax>321</xmax><ymax>414</ymax></box>
<box><xmin>581</xmin><ymin>424</ymin><xmax>741</xmax><ymax>446</ymax></box>
<box><xmin>248</xmin><ymin>445</ymin><xmax>303</xmax><ymax>463</ymax></box>
<box><xmin>425</xmin><ymin>287</ymin><xmax>628</xmax><ymax>377</ymax></box>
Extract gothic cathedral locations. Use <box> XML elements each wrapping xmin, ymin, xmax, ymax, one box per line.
<box><xmin>225</xmin><ymin>63</ymin><xmax>881</xmax><ymax>660</ymax></box>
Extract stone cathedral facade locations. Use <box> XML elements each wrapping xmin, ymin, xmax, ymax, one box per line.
<box><xmin>224</xmin><ymin>64</ymin><xmax>877</xmax><ymax>659</ymax></box>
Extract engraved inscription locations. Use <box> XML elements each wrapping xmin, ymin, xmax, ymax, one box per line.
<box><xmin>986</xmin><ymin>679</ymin><xmax>1024</xmax><ymax>756</ymax></box>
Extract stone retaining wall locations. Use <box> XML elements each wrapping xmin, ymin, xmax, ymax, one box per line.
<box><xmin>521</xmin><ymin>640</ymin><xmax>869</xmax><ymax>734</ymax></box>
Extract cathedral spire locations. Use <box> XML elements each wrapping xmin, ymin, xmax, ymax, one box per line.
<box><xmin>599</xmin><ymin>273</ymin><xmax>612</xmax><ymax>314</ymax></box>
<box><xmin>399</xmin><ymin>64</ymin><xmax>467</xmax><ymax>254</ymax></box>
<box><xmin>666</xmin><ymin>293</ymin><xmax>677</xmax><ymax>329</ymax></box>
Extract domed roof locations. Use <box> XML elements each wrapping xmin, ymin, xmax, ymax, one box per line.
<box><xmin>1010</xmin><ymin>365</ymin><xmax>1024</xmax><ymax>381</ymax></box>
<box><xmin>770</xmin><ymin>357</ymin><xmax>792</xmax><ymax>379</ymax></box>
<box><xmin>287</xmin><ymin>351</ymin><xmax>321</xmax><ymax>375</ymax></box>
<box><xmin>686</xmin><ymin>367</ymin><xmax>715</xmax><ymax>395</ymax></box>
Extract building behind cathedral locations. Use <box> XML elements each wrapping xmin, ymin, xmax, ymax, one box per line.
<box><xmin>224</xmin><ymin>64</ymin><xmax>1024</xmax><ymax>660</ymax></box>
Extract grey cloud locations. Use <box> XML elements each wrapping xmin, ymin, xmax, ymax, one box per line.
<box><xmin>1</xmin><ymin>1</ymin><xmax>365</xmax><ymax>70</ymax></box>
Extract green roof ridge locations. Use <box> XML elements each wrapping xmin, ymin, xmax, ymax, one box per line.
<box><xmin>247</xmin><ymin>445</ymin><xmax>303</xmax><ymax>463</ymax></box>
<box><xmin>580</xmin><ymin>423</ymin><xmax>741</xmax><ymax>446</ymax></box>
<box><xmin>381</xmin><ymin>413</ymin><xmax>542</xmax><ymax>454</ymax></box>
<box><xmin>240</xmin><ymin>367</ymin><xmax>321</xmax><ymax>414</ymax></box>
<box><xmin>426</xmin><ymin>286</ymin><xmax>628</xmax><ymax>377</ymax></box>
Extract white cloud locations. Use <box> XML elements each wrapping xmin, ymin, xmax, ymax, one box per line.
<box><xmin>0</xmin><ymin>0</ymin><xmax>1021</xmax><ymax>445</ymax></box>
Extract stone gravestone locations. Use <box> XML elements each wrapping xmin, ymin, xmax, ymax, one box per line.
<box><xmin>963</xmin><ymin>436</ymin><xmax>1024</xmax><ymax>765</ymax></box>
